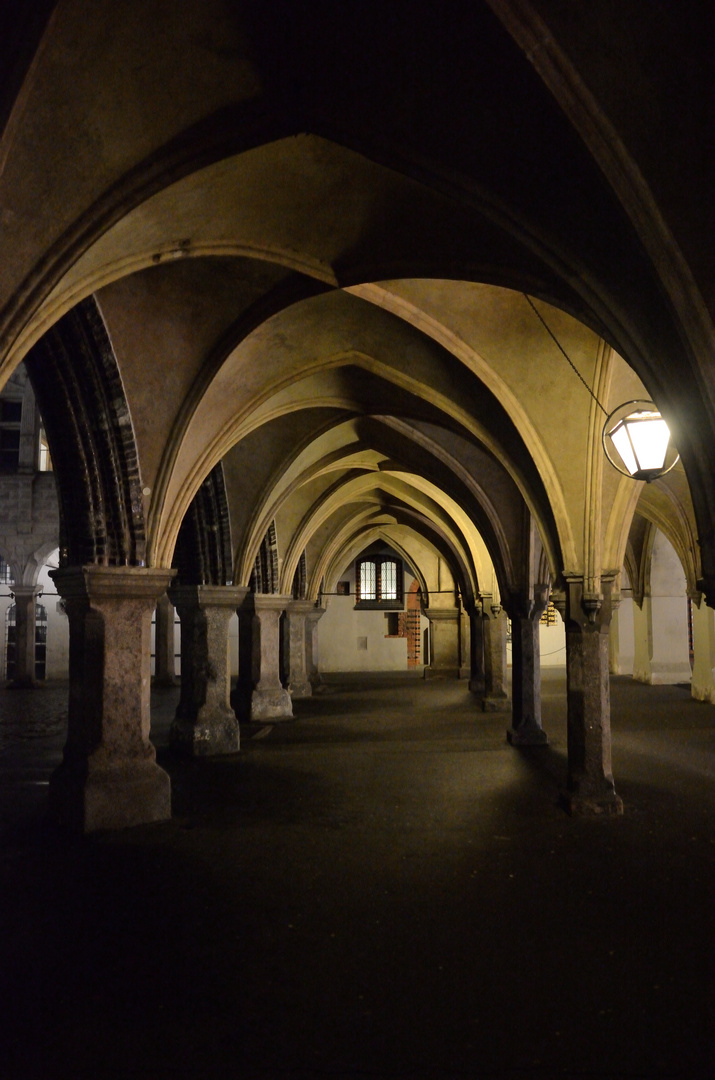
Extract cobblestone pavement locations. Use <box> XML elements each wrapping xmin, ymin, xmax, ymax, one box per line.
<box><xmin>0</xmin><ymin>684</ymin><xmax>68</xmax><ymax>748</ymax></box>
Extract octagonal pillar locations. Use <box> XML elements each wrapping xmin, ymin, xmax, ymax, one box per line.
<box><xmin>251</xmin><ymin>594</ymin><xmax>293</xmax><ymax>721</ymax></box>
<box><xmin>283</xmin><ymin>599</ymin><xmax>317</xmax><ymax>698</ymax></box>
<box><xmin>306</xmin><ymin>606</ymin><xmax>326</xmax><ymax>690</ymax></box>
<box><xmin>169</xmin><ymin>584</ymin><xmax>246</xmax><ymax>755</ymax></box>
<box><xmin>424</xmin><ymin>607</ymin><xmax>460</xmax><ymax>679</ymax></box>
<box><xmin>153</xmin><ymin>592</ymin><xmax>177</xmax><ymax>686</ymax></box>
<box><xmin>8</xmin><ymin>584</ymin><xmax>42</xmax><ymax>687</ymax></box>
<box><xmin>563</xmin><ymin>576</ymin><xmax>623</xmax><ymax>815</ymax></box>
<box><xmin>48</xmin><ymin>566</ymin><xmax>175</xmax><ymax>832</ymax></box>
<box><xmin>482</xmin><ymin>601</ymin><xmax>509</xmax><ymax>712</ymax></box>
<box><xmin>506</xmin><ymin>586</ymin><xmax>549</xmax><ymax>745</ymax></box>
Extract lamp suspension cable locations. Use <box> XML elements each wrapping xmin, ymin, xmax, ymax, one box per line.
<box><xmin>522</xmin><ymin>292</ymin><xmax>678</xmax><ymax>482</ymax></box>
<box><xmin>522</xmin><ymin>293</ymin><xmax>608</xmax><ymax>417</ymax></box>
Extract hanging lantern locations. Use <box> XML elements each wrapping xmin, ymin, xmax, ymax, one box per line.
<box><xmin>602</xmin><ymin>400</ymin><xmax>679</xmax><ymax>482</ymax></box>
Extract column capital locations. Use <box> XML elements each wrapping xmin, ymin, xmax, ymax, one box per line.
<box><xmin>251</xmin><ymin>592</ymin><xmax>293</xmax><ymax>614</ymax></box>
<box><xmin>503</xmin><ymin>584</ymin><xmax>550</xmax><ymax>622</ymax></box>
<box><xmin>10</xmin><ymin>583</ymin><xmax>43</xmax><ymax>598</ymax></box>
<box><xmin>696</xmin><ymin>577</ymin><xmax>715</xmax><ymax>609</ymax></box>
<box><xmin>285</xmin><ymin>599</ymin><xmax>321</xmax><ymax>617</ymax></box>
<box><xmin>562</xmin><ymin>573</ymin><xmax>616</xmax><ymax>632</ymax></box>
<box><xmin>51</xmin><ymin>565</ymin><xmax>175</xmax><ymax>605</ymax></box>
<box><xmin>424</xmin><ymin>607</ymin><xmax>460</xmax><ymax>623</ymax></box>
<box><xmin>169</xmin><ymin>583</ymin><xmax>247</xmax><ymax>611</ymax></box>
<box><xmin>479</xmin><ymin>594</ymin><xmax>502</xmax><ymax>620</ymax></box>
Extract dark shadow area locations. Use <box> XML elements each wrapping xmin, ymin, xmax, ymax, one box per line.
<box><xmin>0</xmin><ymin>675</ymin><xmax>713</xmax><ymax>1078</ymax></box>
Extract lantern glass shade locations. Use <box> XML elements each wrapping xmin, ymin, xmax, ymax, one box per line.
<box><xmin>603</xmin><ymin>401</ymin><xmax>679</xmax><ymax>482</ymax></box>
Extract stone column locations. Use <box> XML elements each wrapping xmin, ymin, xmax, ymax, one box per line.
<box><xmin>283</xmin><ymin>599</ymin><xmax>316</xmax><ymax>698</ymax></box>
<box><xmin>482</xmin><ymin>603</ymin><xmax>509</xmax><ymax>711</ymax></box>
<box><xmin>232</xmin><ymin>596</ymin><xmax>255</xmax><ymax>719</ymax></box>
<box><xmin>169</xmin><ymin>584</ymin><xmax>246</xmax><ymax>755</ymax></box>
<box><xmin>306</xmin><ymin>606</ymin><xmax>325</xmax><ymax>690</ymax></box>
<box><xmin>608</xmin><ymin>595</ymin><xmax>621</xmax><ymax>675</ymax></box>
<box><xmin>424</xmin><ymin>607</ymin><xmax>460</xmax><ymax>678</ymax></box>
<box><xmin>506</xmin><ymin>586</ymin><xmax>549</xmax><ymax>745</ymax></box>
<box><xmin>691</xmin><ymin>594</ymin><xmax>715</xmax><ymax>702</ymax></box>
<box><xmin>459</xmin><ymin>608</ymin><xmax>471</xmax><ymax>679</ymax></box>
<box><xmin>48</xmin><ymin>565</ymin><xmax>175</xmax><ymax>832</ymax></box>
<box><xmin>153</xmin><ymin>592</ymin><xmax>177</xmax><ymax>686</ymax></box>
<box><xmin>251</xmin><ymin>594</ymin><xmax>293</xmax><ymax>721</ymax></box>
<box><xmin>632</xmin><ymin>596</ymin><xmax>652</xmax><ymax>683</ymax></box>
<box><xmin>9</xmin><ymin>584</ymin><xmax>42</xmax><ymax>687</ymax></box>
<box><xmin>468</xmin><ymin>601</ymin><xmax>485</xmax><ymax>694</ymax></box>
<box><xmin>563</xmin><ymin>576</ymin><xmax>623</xmax><ymax>815</ymax></box>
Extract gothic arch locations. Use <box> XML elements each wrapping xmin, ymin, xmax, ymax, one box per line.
<box><xmin>24</xmin><ymin>295</ymin><xmax>146</xmax><ymax>567</ymax></box>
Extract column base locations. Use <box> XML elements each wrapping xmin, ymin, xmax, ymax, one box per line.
<box><xmin>507</xmin><ymin>724</ymin><xmax>548</xmax><ymax>746</ymax></box>
<box><xmin>289</xmin><ymin>679</ymin><xmax>313</xmax><ymax>699</ymax></box>
<box><xmin>49</xmin><ymin>757</ymin><xmax>172</xmax><ymax>832</ymax></box>
<box><xmin>468</xmin><ymin>677</ymin><xmax>485</xmax><ymax>694</ymax></box>
<box><xmin>171</xmin><ymin>710</ymin><xmax>240</xmax><ymax>756</ymax></box>
<box><xmin>561</xmin><ymin>786</ymin><xmax>624</xmax><ymax>816</ymax></box>
<box><xmin>251</xmin><ymin>686</ymin><xmax>294</xmax><ymax>721</ymax></box>
<box><xmin>153</xmin><ymin>674</ymin><xmax>178</xmax><ymax>688</ymax></box>
<box><xmin>482</xmin><ymin>694</ymin><xmax>510</xmax><ymax>712</ymax></box>
<box><xmin>649</xmin><ymin>662</ymin><xmax>692</xmax><ymax>685</ymax></box>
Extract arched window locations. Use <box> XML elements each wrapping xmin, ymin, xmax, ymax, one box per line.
<box><xmin>355</xmin><ymin>555</ymin><xmax>404</xmax><ymax>609</ymax></box>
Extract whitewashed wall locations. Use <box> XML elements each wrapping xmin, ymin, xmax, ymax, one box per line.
<box><xmin>318</xmin><ymin>563</ymin><xmax>428</xmax><ymax>673</ymax></box>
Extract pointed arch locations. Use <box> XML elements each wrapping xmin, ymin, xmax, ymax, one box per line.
<box><xmin>172</xmin><ymin>462</ymin><xmax>233</xmax><ymax>585</ymax></box>
<box><xmin>24</xmin><ymin>295</ymin><xmax>146</xmax><ymax>566</ymax></box>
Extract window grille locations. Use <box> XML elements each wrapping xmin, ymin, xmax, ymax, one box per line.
<box><xmin>359</xmin><ymin>560</ymin><xmax>377</xmax><ymax>601</ymax></box>
<box><xmin>381</xmin><ymin>560</ymin><xmax>398</xmax><ymax>601</ymax></box>
<box><xmin>0</xmin><ymin>557</ymin><xmax>14</xmax><ymax>585</ymax></box>
<box><xmin>355</xmin><ymin>556</ymin><xmax>404</xmax><ymax>608</ymax></box>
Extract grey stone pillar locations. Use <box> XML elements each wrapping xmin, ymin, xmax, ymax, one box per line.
<box><xmin>169</xmin><ymin>584</ymin><xmax>246</xmax><ymax>755</ymax></box>
<box><xmin>608</xmin><ymin>594</ymin><xmax>621</xmax><ymax>675</ymax></box>
<box><xmin>283</xmin><ymin>599</ymin><xmax>316</xmax><ymax>698</ymax></box>
<box><xmin>306</xmin><ymin>606</ymin><xmax>325</xmax><ymax>690</ymax></box>
<box><xmin>459</xmin><ymin>608</ymin><xmax>471</xmax><ymax>679</ymax></box>
<box><xmin>48</xmin><ymin>566</ymin><xmax>175</xmax><ymax>832</ymax></box>
<box><xmin>482</xmin><ymin>603</ymin><xmax>509</xmax><ymax>711</ymax></box>
<box><xmin>424</xmin><ymin>607</ymin><xmax>460</xmax><ymax>678</ymax></box>
<box><xmin>506</xmin><ymin>586</ymin><xmax>549</xmax><ymax>745</ymax></box>
<box><xmin>251</xmin><ymin>594</ymin><xmax>293</xmax><ymax>721</ymax></box>
<box><xmin>9</xmin><ymin>584</ymin><xmax>42</xmax><ymax>687</ymax></box>
<box><xmin>468</xmin><ymin>601</ymin><xmax>485</xmax><ymax>694</ymax></box>
<box><xmin>691</xmin><ymin>593</ymin><xmax>715</xmax><ymax>702</ymax></box>
<box><xmin>563</xmin><ymin>576</ymin><xmax>623</xmax><ymax>815</ymax></box>
<box><xmin>153</xmin><ymin>592</ymin><xmax>177</xmax><ymax>686</ymax></box>
<box><xmin>232</xmin><ymin>597</ymin><xmax>254</xmax><ymax>718</ymax></box>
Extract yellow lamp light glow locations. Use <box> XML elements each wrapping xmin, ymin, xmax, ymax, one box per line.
<box><xmin>603</xmin><ymin>401</ymin><xmax>679</xmax><ymax>482</ymax></box>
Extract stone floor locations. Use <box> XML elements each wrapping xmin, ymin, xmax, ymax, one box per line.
<box><xmin>0</xmin><ymin>670</ymin><xmax>713</xmax><ymax>1079</ymax></box>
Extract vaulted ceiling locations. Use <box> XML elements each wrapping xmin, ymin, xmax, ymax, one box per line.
<box><xmin>1</xmin><ymin>0</ymin><xmax>710</xmax><ymax>601</ymax></box>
